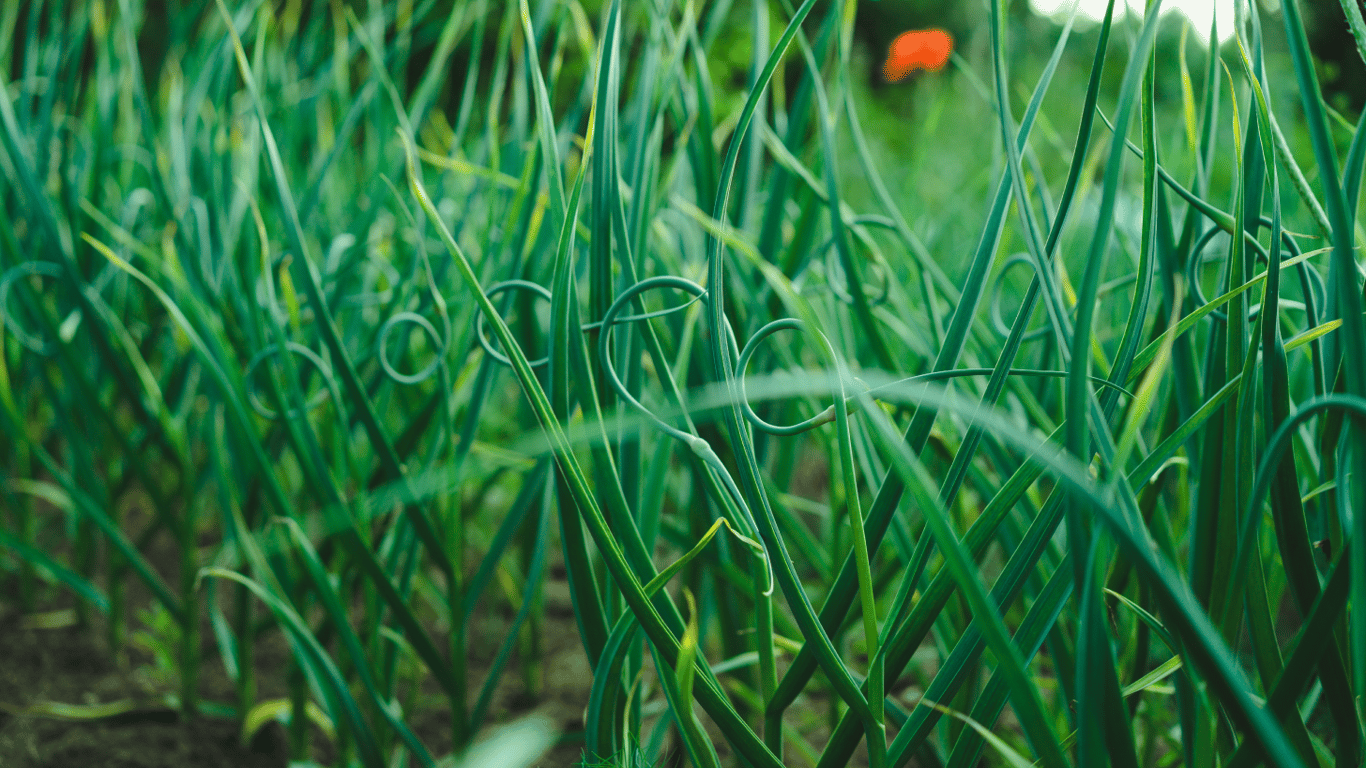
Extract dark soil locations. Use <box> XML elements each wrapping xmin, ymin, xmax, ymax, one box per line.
<box><xmin>0</xmin><ymin>614</ymin><xmax>288</xmax><ymax>768</ymax></box>
<box><xmin>0</xmin><ymin>478</ymin><xmax>598</xmax><ymax>768</ymax></box>
<box><xmin>0</xmin><ymin>576</ymin><xmax>595</xmax><ymax>768</ymax></box>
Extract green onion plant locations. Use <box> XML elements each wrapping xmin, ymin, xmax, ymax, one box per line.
<box><xmin>2</xmin><ymin>0</ymin><xmax>1364</xmax><ymax>766</ymax></box>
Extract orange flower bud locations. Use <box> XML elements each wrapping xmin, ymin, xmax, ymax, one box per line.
<box><xmin>882</xmin><ymin>29</ymin><xmax>953</xmax><ymax>83</ymax></box>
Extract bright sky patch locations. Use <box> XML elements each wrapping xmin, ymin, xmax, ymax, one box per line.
<box><xmin>1029</xmin><ymin>0</ymin><xmax>1240</xmax><ymax>45</ymax></box>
